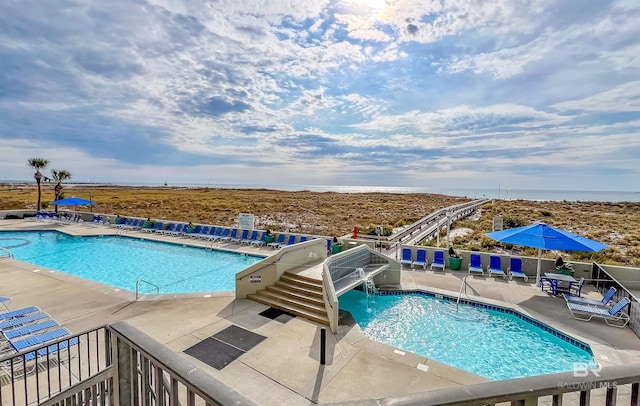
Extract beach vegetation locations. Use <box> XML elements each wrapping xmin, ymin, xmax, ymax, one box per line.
<box><xmin>27</xmin><ymin>157</ymin><xmax>49</xmax><ymax>210</ymax></box>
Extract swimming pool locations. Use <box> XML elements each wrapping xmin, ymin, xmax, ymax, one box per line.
<box><xmin>0</xmin><ymin>231</ymin><xmax>265</xmax><ymax>294</ymax></box>
<box><xmin>339</xmin><ymin>289</ymin><xmax>597</xmax><ymax>381</ymax></box>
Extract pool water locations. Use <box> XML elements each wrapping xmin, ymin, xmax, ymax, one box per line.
<box><xmin>0</xmin><ymin>231</ymin><xmax>264</xmax><ymax>294</ymax></box>
<box><xmin>339</xmin><ymin>289</ymin><xmax>597</xmax><ymax>381</ymax></box>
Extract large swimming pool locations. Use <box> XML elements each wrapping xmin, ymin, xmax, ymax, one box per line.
<box><xmin>0</xmin><ymin>231</ymin><xmax>264</xmax><ymax>294</ymax></box>
<box><xmin>339</xmin><ymin>289</ymin><xmax>597</xmax><ymax>381</ymax></box>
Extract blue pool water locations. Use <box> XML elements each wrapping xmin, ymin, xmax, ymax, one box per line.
<box><xmin>339</xmin><ymin>290</ymin><xmax>597</xmax><ymax>381</ymax></box>
<box><xmin>0</xmin><ymin>231</ymin><xmax>264</xmax><ymax>294</ymax></box>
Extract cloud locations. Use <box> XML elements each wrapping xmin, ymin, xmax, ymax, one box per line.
<box><xmin>552</xmin><ymin>82</ymin><xmax>640</xmax><ymax>112</ymax></box>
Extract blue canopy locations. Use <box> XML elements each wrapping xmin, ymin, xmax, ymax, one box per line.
<box><xmin>485</xmin><ymin>223</ymin><xmax>607</xmax><ymax>284</ymax></box>
<box><xmin>485</xmin><ymin>223</ymin><xmax>607</xmax><ymax>252</ymax></box>
<box><xmin>50</xmin><ymin>197</ymin><xmax>95</xmax><ymax>206</ymax></box>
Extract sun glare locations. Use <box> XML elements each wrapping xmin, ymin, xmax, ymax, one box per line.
<box><xmin>345</xmin><ymin>0</ymin><xmax>388</xmax><ymax>11</ymax></box>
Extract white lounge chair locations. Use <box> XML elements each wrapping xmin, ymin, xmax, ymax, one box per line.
<box><xmin>564</xmin><ymin>287</ymin><xmax>616</xmax><ymax>307</ymax></box>
<box><xmin>566</xmin><ymin>297</ymin><xmax>631</xmax><ymax>328</ymax></box>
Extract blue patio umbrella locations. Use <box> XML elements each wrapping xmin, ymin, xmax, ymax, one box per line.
<box><xmin>485</xmin><ymin>223</ymin><xmax>607</xmax><ymax>284</ymax></box>
<box><xmin>50</xmin><ymin>197</ymin><xmax>95</xmax><ymax>206</ymax></box>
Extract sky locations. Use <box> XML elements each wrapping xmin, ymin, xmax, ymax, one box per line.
<box><xmin>1</xmin><ymin>0</ymin><xmax>639</xmax><ymax>191</ymax></box>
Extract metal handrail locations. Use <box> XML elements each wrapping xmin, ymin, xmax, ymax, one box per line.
<box><xmin>0</xmin><ymin>246</ymin><xmax>14</xmax><ymax>258</ymax></box>
<box><xmin>136</xmin><ymin>278</ymin><xmax>160</xmax><ymax>300</ymax></box>
<box><xmin>456</xmin><ymin>277</ymin><xmax>468</xmax><ymax>312</ymax></box>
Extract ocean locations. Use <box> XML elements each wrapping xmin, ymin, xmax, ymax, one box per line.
<box><xmin>3</xmin><ymin>181</ymin><xmax>639</xmax><ymax>202</ymax></box>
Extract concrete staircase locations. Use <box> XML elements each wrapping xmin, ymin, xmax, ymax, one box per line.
<box><xmin>247</xmin><ymin>271</ymin><xmax>329</xmax><ymax>326</ymax></box>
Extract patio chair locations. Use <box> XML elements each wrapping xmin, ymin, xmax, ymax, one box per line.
<box><xmin>508</xmin><ymin>258</ymin><xmax>528</xmax><ymax>281</ymax></box>
<box><xmin>0</xmin><ymin>312</ymin><xmax>49</xmax><ymax>331</ymax></box>
<box><xmin>192</xmin><ymin>225</ymin><xmax>209</xmax><ymax>238</ymax></box>
<box><xmin>166</xmin><ymin>223</ymin><xmax>186</xmax><ymax>236</ymax></box>
<box><xmin>430</xmin><ymin>250</ymin><xmax>445</xmax><ymax>272</ymax></box>
<box><xmin>412</xmin><ymin>249</ymin><xmax>428</xmax><ymax>270</ymax></box>
<box><xmin>1</xmin><ymin>327</ymin><xmax>71</xmax><ymax>357</ymax></box>
<box><xmin>160</xmin><ymin>223</ymin><xmax>176</xmax><ymax>234</ymax></box>
<box><xmin>468</xmin><ymin>253</ymin><xmax>484</xmax><ymax>275</ymax></box>
<box><xmin>299</xmin><ymin>236</ymin><xmax>308</xmax><ymax>243</ymax></box>
<box><xmin>558</xmin><ymin>277</ymin><xmax>585</xmax><ymax>296</ymax></box>
<box><xmin>231</xmin><ymin>229</ymin><xmax>249</xmax><ymax>244</ymax></box>
<box><xmin>209</xmin><ymin>228</ymin><xmax>229</xmax><ymax>242</ymax></box>
<box><xmin>566</xmin><ymin>297</ymin><xmax>631</xmax><ymax>328</ymax></box>
<box><xmin>267</xmin><ymin>233</ymin><xmax>286</xmax><ymax>249</ymax></box>
<box><xmin>0</xmin><ymin>306</ymin><xmax>40</xmax><ymax>322</ymax></box>
<box><xmin>564</xmin><ymin>287</ymin><xmax>617</xmax><ymax>307</ymax></box>
<box><xmin>240</xmin><ymin>230</ymin><xmax>257</xmax><ymax>244</ymax></box>
<box><xmin>280</xmin><ymin>234</ymin><xmax>297</xmax><ymax>248</ymax></box>
<box><xmin>145</xmin><ymin>221</ymin><xmax>163</xmax><ymax>233</ymax></box>
<box><xmin>400</xmin><ymin>248</ymin><xmax>413</xmax><ymax>269</ymax></box>
<box><xmin>2</xmin><ymin>319</ymin><xmax>59</xmax><ymax>341</ymax></box>
<box><xmin>219</xmin><ymin>228</ymin><xmax>238</xmax><ymax>243</ymax></box>
<box><xmin>250</xmin><ymin>232</ymin><xmax>268</xmax><ymax>247</ymax></box>
<box><xmin>488</xmin><ymin>255</ymin><xmax>506</xmax><ymax>279</ymax></box>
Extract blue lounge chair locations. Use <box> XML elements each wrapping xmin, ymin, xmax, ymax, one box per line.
<box><xmin>280</xmin><ymin>235</ymin><xmax>297</xmax><ymax>248</ymax></box>
<box><xmin>412</xmin><ymin>249</ymin><xmax>428</xmax><ymax>270</ymax></box>
<box><xmin>166</xmin><ymin>223</ymin><xmax>185</xmax><ymax>236</ymax></box>
<box><xmin>144</xmin><ymin>221</ymin><xmax>163</xmax><ymax>233</ymax></box>
<box><xmin>219</xmin><ymin>228</ymin><xmax>237</xmax><ymax>243</ymax></box>
<box><xmin>251</xmin><ymin>232</ymin><xmax>268</xmax><ymax>247</ymax></box>
<box><xmin>400</xmin><ymin>248</ymin><xmax>413</xmax><ymax>269</ymax></box>
<box><xmin>508</xmin><ymin>258</ymin><xmax>528</xmax><ymax>281</ymax></box>
<box><xmin>567</xmin><ymin>297</ymin><xmax>631</xmax><ymax>327</ymax></box>
<box><xmin>210</xmin><ymin>228</ymin><xmax>229</xmax><ymax>242</ymax></box>
<box><xmin>160</xmin><ymin>223</ymin><xmax>176</xmax><ymax>234</ymax></box>
<box><xmin>185</xmin><ymin>225</ymin><xmax>202</xmax><ymax>237</ymax></box>
<box><xmin>0</xmin><ymin>312</ymin><xmax>49</xmax><ymax>331</ymax></box>
<box><xmin>3</xmin><ymin>319</ymin><xmax>59</xmax><ymax>340</ymax></box>
<box><xmin>565</xmin><ymin>287</ymin><xmax>616</xmax><ymax>307</ymax></box>
<box><xmin>242</xmin><ymin>230</ymin><xmax>259</xmax><ymax>245</ymax></box>
<box><xmin>192</xmin><ymin>225</ymin><xmax>209</xmax><ymax>238</ymax></box>
<box><xmin>3</xmin><ymin>328</ymin><xmax>71</xmax><ymax>354</ymax></box>
<box><xmin>468</xmin><ymin>253</ymin><xmax>483</xmax><ymax>275</ymax></box>
<box><xmin>232</xmin><ymin>229</ymin><xmax>249</xmax><ymax>244</ymax></box>
<box><xmin>268</xmin><ymin>233</ymin><xmax>286</xmax><ymax>249</ymax></box>
<box><xmin>488</xmin><ymin>256</ymin><xmax>506</xmax><ymax>279</ymax></box>
<box><xmin>24</xmin><ymin>335</ymin><xmax>79</xmax><ymax>362</ymax></box>
<box><xmin>299</xmin><ymin>236</ymin><xmax>308</xmax><ymax>243</ymax></box>
<box><xmin>0</xmin><ymin>307</ymin><xmax>39</xmax><ymax>321</ymax></box>
<box><xmin>431</xmin><ymin>250</ymin><xmax>445</xmax><ymax>272</ymax></box>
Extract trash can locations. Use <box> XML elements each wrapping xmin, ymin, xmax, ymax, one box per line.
<box><xmin>449</xmin><ymin>257</ymin><xmax>462</xmax><ymax>270</ymax></box>
<box><xmin>331</xmin><ymin>245</ymin><xmax>342</xmax><ymax>255</ymax></box>
<box><xmin>265</xmin><ymin>235</ymin><xmax>275</xmax><ymax>244</ymax></box>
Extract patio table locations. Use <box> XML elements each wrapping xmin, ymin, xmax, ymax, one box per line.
<box><xmin>541</xmin><ymin>273</ymin><xmax>577</xmax><ymax>296</ymax></box>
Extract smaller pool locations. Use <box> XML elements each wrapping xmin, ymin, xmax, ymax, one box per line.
<box><xmin>0</xmin><ymin>231</ymin><xmax>265</xmax><ymax>294</ymax></box>
<box><xmin>339</xmin><ymin>289</ymin><xmax>597</xmax><ymax>381</ymax></box>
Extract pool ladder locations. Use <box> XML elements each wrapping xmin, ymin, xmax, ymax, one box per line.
<box><xmin>0</xmin><ymin>247</ymin><xmax>14</xmax><ymax>259</ymax></box>
<box><xmin>456</xmin><ymin>277</ymin><xmax>469</xmax><ymax>312</ymax></box>
<box><xmin>136</xmin><ymin>278</ymin><xmax>160</xmax><ymax>300</ymax></box>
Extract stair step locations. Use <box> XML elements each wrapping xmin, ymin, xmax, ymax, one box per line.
<box><xmin>248</xmin><ymin>294</ymin><xmax>329</xmax><ymax>325</ymax></box>
<box><xmin>256</xmin><ymin>291</ymin><xmax>326</xmax><ymax>313</ymax></box>
<box><xmin>283</xmin><ymin>271</ymin><xmax>322</xmax><ymax>284</ymax></box>
<box><xmin>274</xmin><ymin>281</ymin><xmax>323</xmax><ymax>298</ymax></box>
<box><xmin>266</xmin><ymin>286</ymin><xmax>324</xmax><ymax>306</ymax></box>
<box><xmin>280</xmin><ymin>274</ymin><xmax>323</xmax><ymax>290</ymax></box>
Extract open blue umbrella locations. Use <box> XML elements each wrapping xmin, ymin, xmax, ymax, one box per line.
<box><xmin>485</xmin><ymin>223</ymin><xmax>607</xmax><ymax>284</ymax></box>
<box><xmin>50</xmin><ymin>197</ymin><xmax>95</xmax><ymax>206</ymax></box>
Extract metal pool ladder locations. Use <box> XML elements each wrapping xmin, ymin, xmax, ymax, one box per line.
<box><xmin>0</xmin><ymin>247</ymin><xmax>14</xmax><ymax>259</ymax></box>
<box><xmin>136</xmin><ymin>278</ymin><xmax>160</xmax><ymax>300</ymax></box>
<box><xmin>456</xmin><ymin>276</ymin><xmax>469</xmax><ymax>312</ymax></box>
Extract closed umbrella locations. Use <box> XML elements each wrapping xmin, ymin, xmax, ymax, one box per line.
<box><xmin>485</xmin><ymin>223</ymin><xmax>607</xmax><ymax>285</ymax></box>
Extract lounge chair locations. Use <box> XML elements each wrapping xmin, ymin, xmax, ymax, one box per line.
<box><xmin>565</xmin><ymin>287</ymin><xmax>617</xmax><ymax>307</ymax></box>
<box><xmin>267</xmin><ymin>234</ymin><xmax>286</xmax><ymax>249</ymax></box>
<box><xmin>144</xmin><ymin>221</ymin><xmax>163</xmax><ymax>233</ymax></box>
<box><xmin>192</xmin><ymin>225</ymin><xmax>209</xmax><ymax>238</ymax></box>
<box><xmin>468</xmin><ymin>253</ymin><xmax>483</xmax><ymax>275</ymax></box>
<box><xmin>280</xmin><ymin>234</ymin><xmax>297</xmax><ymax>248</ymax></box>
<box><xmin>0</xmin><ymin>296</ymin><xmax>9</xmax><ymax>312</ymax></box>
<box><xmin>1</xmin><ymin>327</ymin><xmax>71</xmax><ymax>356</ymax></box>
<box><xmin>488</xmin><ymin>256</ymin><xmax>506</xmax><ymax>279</ymax></box>
<box><xmin>566</xmin><ymin>297</ymin><xmax>631</xmax><ymax>327</ymax></box>
<box><xmin>400</xmin><ymin>248</ymin><xmax>413</xmax><ymax>269</ymax></box>
<box><xmin>219</xmin><ymin>228</ymin><xmax>237</xmax><ymax>243</ymax></box>
<box><xmin>299</xmin><ymin>236</ymin><xmax>308</xmax><ymax>243</ymax></box>
<box><xmin>210</xmin><ymin>228</ymin><xmax>229</xmax><ymax>242</ymax></box>
<box><xmin>231</xmin><ymin>229</ymin><xmax>249</xmax><ymax>244</ymax></box>
<box><xmin>508</xmin><ymin>258</ymin><xmax>528</xmax><ymax>281</ymax></box>
<box><xmin>184</xmin><ymin>225</ymin><xmax>202</xmax><ymax>237</ymax></box>
<box><xmin>2</xmin><ymin>319</ymin><xmax>59</xmax><ymax>341</ymax></box>
<box><xmin>412</xmin><ymin>249</ymin><xmax>428</xmax><ymax>270</ymax></box>
<box><xmin>160</xmin><ymin>223</ymin><xmax>176</xmax><ymax>234</ymax></box>
<box><xmin>431</xmin><ymin>250</ymin><xmax>445</xmax><ymax>272</ymax></box>
<box><xmin>0</xmin><ymin>306</ymin><xmax>40</xmax><ymax>321</ymax></box>
<box><xmin>0</xmin><ymin>312</ymin><xmax>49</xmax><ymax>331</ymax></box>
<box><xmin>166</xmin><ymin>223</ymin><xmax>185</xmax><ymax>236</ymax></box>
<box><xmin>242</xmin><ymin>230</ymin><xmax>259</xmax><ymax>245</ymax></box>
<box><xmin>201</xmin><ymin>226</ymin><xmax>218</xmax><ymax>240</ymax></box>
<box><xmin>251</xmin><ymin>232</ymin><xmax>268</xmax><ymax>247</ymax></box>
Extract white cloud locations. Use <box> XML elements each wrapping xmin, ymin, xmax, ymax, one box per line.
<box><xmin>552</xmin><ymin>81</ymin><xmax>640</xmax><ymax>112</ymax></box>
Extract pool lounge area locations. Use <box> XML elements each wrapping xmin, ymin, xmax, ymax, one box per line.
<box><xmin>1</xmin><ymin>217</ymin><xmax>640</xmax><ymax>405</ymax></box>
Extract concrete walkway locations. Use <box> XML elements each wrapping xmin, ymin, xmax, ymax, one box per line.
<box><xmin>1</xmin><ymin>219</ymin><xmax>640</xmax><ymax>405</ymax></box>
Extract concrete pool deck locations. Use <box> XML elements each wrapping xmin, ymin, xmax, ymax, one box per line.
<box><xmin>1</xmin><ymin>219</ymin><xmax>640</xmax><ymax>405</ymax></box>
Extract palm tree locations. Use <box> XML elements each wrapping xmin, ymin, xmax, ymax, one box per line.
<box><xmin>28</xmin><ymin>158</ymin><xmax>49</xmax><ymax>210</ymax></box>
<box><xmin>51</xmin><ymin>169</ymin><xmax>72</xmax><ymax>214</ymax></box>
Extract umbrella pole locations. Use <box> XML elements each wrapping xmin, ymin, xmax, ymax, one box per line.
<box><xmin>536</xmin><ymin>248</ymin><xmax>542</xmax><ymax>286</ymax></box>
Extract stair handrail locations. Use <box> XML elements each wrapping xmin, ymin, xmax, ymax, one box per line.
<box><xmin>0</xmin><ymin>247</ymin><xmax>13</xmax><ymax>259</ymax></box>
<box><xmin>136</xmin><ymin>278</ymin><xmax>160</xmax><ymax>300</ymax></box>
